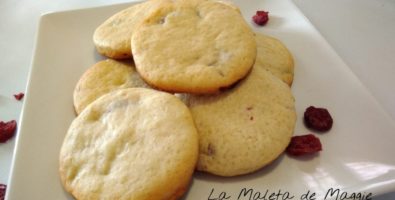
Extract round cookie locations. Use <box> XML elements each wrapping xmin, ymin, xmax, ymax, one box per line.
<box><xmin>185</xmin><ymin>66</ymin><xmax>296</xmax><ymax>176</ymax></box>
<box><xmin>60</xmin><ymin>88</ymin><xmax>199</xmax><ymax>200</ymax></box>
<box><xmin>73</xmin><ymin>59</ymin><xmax>149</xmax><ymax>114</ymax></box>
<box><xmin>93</xmin><ymin>0</ymin><xmax>240</xmax><ymax>59</ymax></box>
<box><xmin>215</xmin><ymin>0</ymin><xmax>240</xmax><ymax>13</ymax></box>
<box><xmin>131</xmin><ymin>0</ymin><xmax>257</xmax><ymax>94</ymax></box>
<box><xmin>93</xmin><ymin>1</ymin><xmax>160</xmax><ymax>59</ymax></box>
<box><xmin>255</xmin><ymin>33</ymin><xmax>294</xmax><ymax>86</ymax></box>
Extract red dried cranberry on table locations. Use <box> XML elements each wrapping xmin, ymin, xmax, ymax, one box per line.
<box><xmin>0</xmin><ymin>184</ymin><xmax>6</xmax><ymax>200</ymax></box>
<box><xmin>253</xmin><ymin>10</ymin><xmax>269</xmax><ymax>26</ymax></box>
<box><xmin>304</xmin><ymin>106</ymin><xmax>333</xmax><ymax>131</ymax></box>
<box><xmin>286</xmin><ymin>134</ymin><xmax>322</xmax><ymax>156</ymax></box>
<box><xmin>0</xmin><ymin>120</ymin><xmax>17</xmax><ymax>143</ymax></box>
<box><xmin>13</xmin><ymin>92</ymin><xmax>24</xmax><ymax>101</ymax></box>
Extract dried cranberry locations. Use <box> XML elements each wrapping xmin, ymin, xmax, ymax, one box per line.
<box><xmin>286</xmin><ymin>134</ymin><xmax>322</xmax><ymax>156</ymax></box>
<box><xmin>13</xmin><ymin>92</ymin><xmax>24</xmax><ymax>101</ymax></box>
<box><xmin>304</xmin><ymin>106</ymin><xmax>333</xmax><ymax>131</ymax></box>
<box><xmin>0</xmin><ymin>120</ymin><xmax>17</xmax><ymax>143</ymax></box>
<box><xmin>253</xmin><ymin>10</ymin><xmax>269</xmax><ymax>26</ymax></box>
<box><xmin>0</xmin><ymin>184</ymin><xmax>6</xmax><ymax>200</ymax></box>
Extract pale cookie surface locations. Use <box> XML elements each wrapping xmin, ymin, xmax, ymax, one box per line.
<box><xmin>132</xmin><ymin>0</ymin><xmax>256</xmax><ymax>94</ymax></box>
<box><xmin>73</xmin><ymin>59</ymin><xmax>149</xmax><ymax>114</ymax></box>
<box><xmin>60</xmin><ymin>88</ymin><xmax>199</xmax><ymax>200</ymax></box>
<box><xmin>214</xmin><ymin>0</ymin><xmax>240</xmax><ymax>12</ymax></box>
<box><xmin>255</xmin><ymin>33</ymin><xmax>294</xmax><ymax>86</ymax></box>
<box><xmin>184</xmin><ymin>66</ymin><xmax>296</xmax><ymax>176</ymax></box>
<box><xmin>93</xmin><ymin>1</ymin><xmax>159</xmax><ymax>59</ymax></box>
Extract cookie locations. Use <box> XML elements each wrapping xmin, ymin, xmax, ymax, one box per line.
<box><xmin>73</xmin><ymin>59</ymin><xmax>149</xmax><ymax>114</ymax></box>
<box><xmin>184</xmin><ymin>66</ymin><xmax>296</xmax><ymax>176</ymax></box>
<box><xmin>93</xmin><ymin>1</ymin><xmax>160</xmax><ymax>59</ymax></box>
<box><xmin>93</xmin><ymin>0</ymin><xmax>240</xmax><ymax>59</ymax></box>
<box><xmin>131</xmin><ymin>0</ymin><xmax>256</xmax><ymax>94</ymax></box>
<box><xmin>60</xmin><ymin>88</ymin><xmax>199</xmax><ymax>200</ymax></box>
<box><xmin>255</xmin><ymin>33</ymin><xmax>294</xmax><ymax>86</ymax></box>
<box><xmin>215</xmin><ymin>0</ymin><xmax>240</xmax><ymax>13</ymax></box>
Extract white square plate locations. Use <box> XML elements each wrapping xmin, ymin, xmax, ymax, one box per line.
<box><xmin>6</xmin><ymin>0</ymin><xmax>395</xmax><ymax>199</ymax></box>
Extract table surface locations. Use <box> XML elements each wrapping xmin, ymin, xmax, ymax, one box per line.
<box><xmin>1</xmin><ymin>0</ymin><xmax>394</xmax><ymax>199</ymax></box>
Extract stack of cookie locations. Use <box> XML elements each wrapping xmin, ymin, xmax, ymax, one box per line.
<box><xmin>59</xmin><ymin>0</ymin><xmax>296</xmax><ymax>199</ymax></box>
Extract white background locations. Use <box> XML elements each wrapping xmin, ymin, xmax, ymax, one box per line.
<box><xmin>0</xmin><ymin>0</ymin><xmax>394</xmax><ymax>199</ymax></box>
